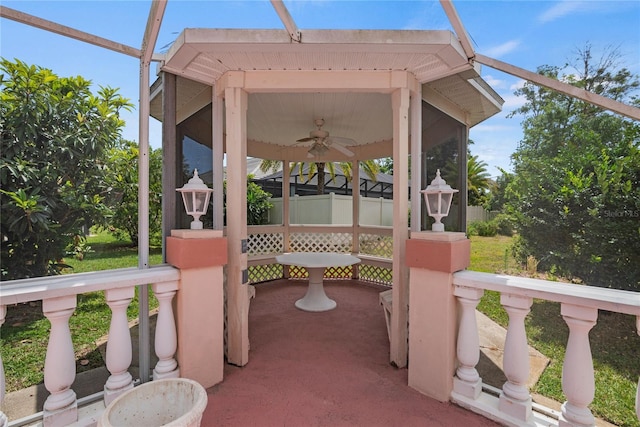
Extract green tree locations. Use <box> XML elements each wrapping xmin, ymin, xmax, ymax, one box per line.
<box><xmin>104</xmin><ymin>140</ymin><xmax>163</xmax><ymax>244</ymax></box>
<box><xmin>0</xmin><ymin>59</ymin><xmax>132</xmax><ymax>279</ymax></box>
<box><xmin>485</xmin><ymin>167</ymin><xmax>515</xmax><ymax>211</ymax></box>
<box><xmin>221</xmin><ymin>176</ymin><xmax>274</xmax><ymax>226</ymax></box>
<box><xmin>507</xmin><ymin>45</ymin><xmax>640</xmax><ymax>290</ymax></box>
<box><xmin>246</xmin><ymin>178</ymin><xmax>273</xmax><ymax>225</ymax></box>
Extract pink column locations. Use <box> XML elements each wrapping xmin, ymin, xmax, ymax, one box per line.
<box><xmin>405</xmin><ymin>231</ymin><xmax>470</xmax><ymax>402</ymax></box>
<box><xmin>166</xmin><ymin>229</ymin><xmax>227</xmax><ymax>388</ymax></box>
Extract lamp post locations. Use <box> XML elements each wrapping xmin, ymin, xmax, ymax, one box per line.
<box><xmin>176</xmin><ymin>169</ymin><xmax>213</xmax><ymax>229</ymax></box>
<box><xmin>420</xmin><ymin>169</ymin><xmax>458</xmax><ymax>232</ymax></box>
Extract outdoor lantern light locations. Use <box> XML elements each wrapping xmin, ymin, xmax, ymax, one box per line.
<box><xmin>420</xmin><ymin>169</ymin><xmax>459</xmax><ymax>232</ymax></box>
<box><xmin>176</xmin><ymin>169</ymin><xmax>213</xmax><ymax>230</ymax></box>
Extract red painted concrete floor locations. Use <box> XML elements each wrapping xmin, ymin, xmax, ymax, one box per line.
<box><xmin>200</xmin><ymin>279</ymin><xmax>499</xmax><ymax>427</ymax></box>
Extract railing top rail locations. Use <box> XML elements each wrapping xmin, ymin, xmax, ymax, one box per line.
<box><xmin>0</xmin><ymin>265</ymin><xmax>180</xmax><ymax>305</ymax></box>
<box><xmin>454</xmin><ymin>270</ymin><xmax>640</xmax><ymax>316</ymax></box>
<box><xmin>358</xmin><ymin>225</ymin><xmax>394</xmax><ymax>234</ymax></box>
<box><xmin>289</xmin><ymin>225</ymin><xmax>353</xmax><ymax>232</ymax></box>
<box><xmin>247</xmin><ymin>224</ymin><xmax>285</xmax><ymax>233</ymax></box>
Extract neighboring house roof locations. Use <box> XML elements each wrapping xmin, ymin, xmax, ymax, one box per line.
<box><xmin>254</xmin><ymin>162</ymin><xmax>399</xmax><ymax>199</ymax></box>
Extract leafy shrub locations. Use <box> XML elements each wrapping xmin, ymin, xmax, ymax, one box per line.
<box><xmin>468</xmin><ymin>221</ymin><xmax>498</xmax><ymax>237</ymax></box>
<box><xmin>492</xmin><ymin>213</ymin><xmax>515</xmax><ymax>236</ymax></box>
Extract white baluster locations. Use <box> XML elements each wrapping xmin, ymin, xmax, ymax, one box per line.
<box><xmin>498</xmin><ymin>293</ymin><xmax>533</xmax><ymax>421</ymax></box>
<box><xmin>152</xmin><ymin>281</ymin><xmax>180</xmax><ymax>379</ymax></box>
<box><xmin>559</xmin><ymin>303</ymin><xmax>597</xmax><ymax>427</ymax></box>
<box><xmin>104</xmin><ymin>287</ymin><xmax>135</xmax><ymax>406</ymax></box>
<box><xmin>1</xmin><ymin>305</ymin><xmax>8</xmax><ymax>427</ymax></box>
<box><xmin>42</xmin><ymin>296</ymin><xmax>78</xmax><ymax>427</ymax></box>
<box><xmin>453</xmin><ymin>286</ymin><xmax>484</xmax><ymax>399</ymax></box>
<box><xmin>636</xmin><ymin>316</ymin><xmax>640</xmax><ymax>420</ymax></box>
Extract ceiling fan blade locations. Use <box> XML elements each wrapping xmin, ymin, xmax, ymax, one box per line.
<box><xmin>296</xmin><ymin>137</ymin><xmax>315</xmax><ymax>143</ymax></box>
<box><xmin>330</xmin><ymin>142</ymin><xmax>355</xmax><ymax>157</ymax></box>
<box><xmin>328</xmin><ymin>136</ymin><xmax>357</xmax><ymax>146</ymax></box>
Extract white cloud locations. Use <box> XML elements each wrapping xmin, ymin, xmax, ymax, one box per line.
<box><xmin>502</xmin><ymin>93</ymin><xmax>527</xmax><ymax>110</ymax></box>
<box><xmin>483</xmin><ymin>39</ymin><xmax>521</xmax><ymax>58</ymax></box>
<box><xmin>538</xmin><ymin>1</ymin><xmax>580</xmax><ymax>23</ymax></box>
<box><xmin>510</xmin><ymin>79</ymin><xmax>527</xmax><ymax>91</ymax></box>
<box><xmin>402</xmin><ymin>2</ymin><xmax>448</xmax><ymax>30</ymax></box>
<box><xmin>482</xmin><ymin>74</ymin><xmax>508</xmax><ymax>90</ymax></box>
<box><xmin>472</xmin><ymin>123</ymin><xmax>517</xmax><ymax>133</ymax></box>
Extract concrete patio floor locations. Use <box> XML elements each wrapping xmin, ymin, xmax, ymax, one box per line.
<box><xmin>201</xmin><ymin>279</ymin><xmax>500</xmax><ymax>427</ymax></box>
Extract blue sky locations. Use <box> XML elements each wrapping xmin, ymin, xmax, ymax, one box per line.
<box><xmin>2</xmin><ymin>1</ymin><xmax>639</xmax><ymax>177</ymax></box>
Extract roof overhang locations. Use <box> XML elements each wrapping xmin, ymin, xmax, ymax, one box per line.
<box><xmin>150</xmin><ymin>28</ymin><xmax>503</xmax><ymax>160</ymax></box>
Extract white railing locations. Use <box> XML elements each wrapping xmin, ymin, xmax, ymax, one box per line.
<box><xmin>452</xmin><ymin>270</ymin><xmax>640</xmax><ymax>427</ymax></box>
<box><xmin>0</xmin><ymin>265</ymin><xmax>180</xmax><ymax>427</ymax></box>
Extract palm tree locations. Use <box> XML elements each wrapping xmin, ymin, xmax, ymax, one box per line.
<box><xmin>467</xmin><ymin>154</ymin><xmax>491</xmax><ymax>206</ymax></box>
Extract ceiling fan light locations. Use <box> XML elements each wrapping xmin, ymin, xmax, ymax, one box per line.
<box><xmin>308</xmin><ymin>142</ymin><xmax>329</xmax><ymax>157</ymax></box>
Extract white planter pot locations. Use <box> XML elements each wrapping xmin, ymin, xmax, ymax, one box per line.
<box><xmin>99</xmin><ymin>378</ymin><xmax>208</xmax><ymax>427</ymax></box>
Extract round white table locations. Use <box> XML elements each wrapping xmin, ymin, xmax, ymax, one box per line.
<box><xmin>275</xmin><ymin>252</ymin><xmax>361</xmax><ymax>312</ymax></box>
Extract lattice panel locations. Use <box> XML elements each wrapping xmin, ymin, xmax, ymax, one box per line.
<box><xmin>325</xmin><ymin>265</ymin><xmax>353</xmax><ymax>279</ymax></box>
<box><xmin>248</xmin><ymin>232</ymin><xmax>283</xmax><ymax>256</ymax></box>
<box><xmin>359</xmin><ymin>234</ymin><xmax>393</xmax><ymax>258</ymax></box>
<box><xmin>287</xmin><ymin>265</ymin><xmax>308</xmax><ymax>279</ymax></box>
<box><xmin>290</xmin><ymin>232</ymin><xmax>353</xmax><ymax>253</ymax></box>
<box><xmin>286</xmin><ymin>265</ymin><xmax>354</xmax><ymax>279</ymax></box>
<box><xmin>359</xmin><ymin>264</ymin><xmax>393</xmax><ymax>286</ymax></box>
<box><xmin>249</xmin><ymin>263</ymin><xmax>283</xmax><ymax>284</ymax></box>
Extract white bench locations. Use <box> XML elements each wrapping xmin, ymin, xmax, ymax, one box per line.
<box><xmin>379</xmin><ymin>289</ymin><xmax>392</xmax><ymax>342</ymax></box>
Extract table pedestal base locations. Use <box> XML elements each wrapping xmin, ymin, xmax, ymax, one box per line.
<box><xmin>295</xmin><ymin>268</ymin><xmax>336</xmax><ymax>312</ymax></box>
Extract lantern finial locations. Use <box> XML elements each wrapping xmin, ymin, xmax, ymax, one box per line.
<box><xmin>420</xmin><ymin>169</ymin><xmax>459</xmax><ymax>232</ymax></box>
<box><xmin>176</xmin><ymin>169</ymin><xmax>213</xmax><ymax>229</ymax></box>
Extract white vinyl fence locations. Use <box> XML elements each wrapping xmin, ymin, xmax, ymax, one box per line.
<box><xmin>268</xmin><ymin>194</ymin><xmax>393</xmax><ymax>226</ymax></box>
<box><xmin>268</xmin><ymin>195</ymin><xmax>496</xmax><ymax>227</ymax></box>
<box><xmin>467</xmin><ymin>206</ymin><xmax>499</xmax><ymax>223</ymax></box>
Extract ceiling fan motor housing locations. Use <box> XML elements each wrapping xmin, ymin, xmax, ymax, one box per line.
<box><xmin>310</xmin><ymin>129</ymin><xmax>329</xmax><ymax>139</ymax></box>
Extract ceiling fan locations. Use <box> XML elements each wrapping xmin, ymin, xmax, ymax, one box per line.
<box><xmin>296</xmin><ymin>118</ymin><xmax>356</xmax><ymax>158</ymax></box>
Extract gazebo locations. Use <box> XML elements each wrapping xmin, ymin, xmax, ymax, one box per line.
<box><xmin>147</xmin><ymin>21</ymin><xmax>504</xmax><ymax>368</ymax></box>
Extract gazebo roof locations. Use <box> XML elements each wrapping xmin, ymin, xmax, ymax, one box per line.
<box><xmin>149</xmin><ymin>28</ymin><xmax>503</xmax><ymax>160</ymax></box>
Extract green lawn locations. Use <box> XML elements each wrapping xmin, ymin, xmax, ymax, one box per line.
<box><xmin>469</xmin><ymin>235</ymin><xmax>640</xmax><ymax>427</ymax></box>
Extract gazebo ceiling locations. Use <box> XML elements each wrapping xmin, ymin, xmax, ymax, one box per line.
<box><xmin>150</xmin><ymin>28</ymin><xmax>503</xmax><ymax>158</ymax></box>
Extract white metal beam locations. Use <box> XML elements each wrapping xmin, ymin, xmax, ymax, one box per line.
<box><xmin>137</xmin><ymin>0</ymin><xmax>167</xmax><ymax>384</ymax></box>
<box><xmin>141</xmin><ymin>1</ymin><xmax>167</xmax><ymax>63</ymax></box>
<box><xmin>270</xmin><ymin>0</ymin><xmax>302</xmax><ymax>42</ymax></box>
<box><xmin>0</xmin><ymin>5</ymin><xmax>141</xmax><ymax>58</ymax></box>
<box><xmin>439</xmin><ymin>0</ymin><xmax>475</xmax><ymax>61</ymax></box>
<box><xmin>476</xmin><ymin>53</ymin><xmax>640</xmax><ymax>121</ymax></box>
